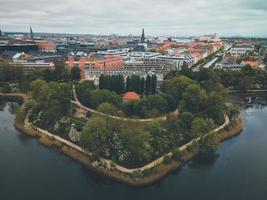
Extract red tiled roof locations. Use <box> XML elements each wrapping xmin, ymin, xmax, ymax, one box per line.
<box><xmin>243</xmin><ymin>61</ymin><xmax>259</xmax><ymax>69</ymax></box>
<box><xmin>122</xmin><ymin>92</ymin><xmax>140</xmax><ymax>101</ymax></box>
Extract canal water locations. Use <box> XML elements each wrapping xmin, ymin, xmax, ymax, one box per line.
<box><xmin>1</xmin><ymin>99</ymin><xmax>267</xmax><ymax>200</ymax></box>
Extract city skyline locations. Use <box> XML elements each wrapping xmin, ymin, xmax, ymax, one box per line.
<box><xmin>0</xmin><ymin>0</ymin><xmax>267</xmax><ymax>37</ymax></box>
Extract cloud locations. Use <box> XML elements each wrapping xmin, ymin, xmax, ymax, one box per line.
<box><xmin>0</xmin><ymin>0</ymin><xmax>266</xmax><ymax>37</ymax></box>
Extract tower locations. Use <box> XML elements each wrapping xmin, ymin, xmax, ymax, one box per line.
<box><xmin>30</xmin><ymin>26</ymin><xmax>34</xmax><ymax>40</ymax></box>
<box><xmin>0</xmin><ymin>29</ymin><xmax>2</xmax><ymax>36</ymax></box>
<box><xmin>141</xmin><ymin>28</ymin><xmax>145</xmax><ymax>43</ymax></box>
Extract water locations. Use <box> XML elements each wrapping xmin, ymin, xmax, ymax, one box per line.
<box><xmin>1</xmin><ymin>100</ymin><xmax>267</xmax><ymax>200</ymax></box>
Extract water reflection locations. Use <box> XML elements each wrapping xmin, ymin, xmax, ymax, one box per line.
<box><xmin>0</xmin><ymin>99</ymin><xmax>7</xmax><ymax>111</ymax></box>
<box><xmin>0</xmin><ymin>100</ymin><xmax>19</xmax><ymax>114</ymax></box>
<box><xmin>188</xmin><ymin>152</ymin><xmax>219</xmax><ymax>169</ymax></box>
<box><xmin>7</xmin><ymin>102</ymin><xmax>19</xmax><ymax>114</ymax></box>
<box><xmin>1</xmin><ymin>97</ymin><xmax>267</xmax><ymax>200</ymax></box>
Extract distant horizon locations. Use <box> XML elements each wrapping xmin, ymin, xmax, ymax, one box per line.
<box><xmin>2</xmin><ymin>30</ymin><xmax>267</xmax><ymax>39</ymax></box>
<box><xmin>1</xmin><ymin>0</ymin><xmax>266</xmax><ymax>38</ymax></box>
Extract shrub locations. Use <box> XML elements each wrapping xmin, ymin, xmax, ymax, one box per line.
<box><xmin>132</xmin><ymin>170</ymin><xmax>143</xmax><ymax>179</ymax></box>
<box><xmin>142</xmin><ymin>168</ymin><xmax>152</xmax><ymax>176</ymax></box>
<box><xmin>15</xmin><ymin>107</ymin><xmax>26</xmax><ymax>122</ymax></box>
<box><xmin>172</xmin><ymin>150</ymin><xmax>182</xmax><ymax>161</ymax></box>
<box><xmin>86</xmin><ymin>112</ymin><xmax>92</xmax><ymax>118</ymax></box>
<box><xmin>187</xmin><ymin>141</ymin><xmax>199</xmax><ymax>152</ymax></box>
<box><xmin>2</xmin><ymin>83</ymin><xmax>11</xmax><ymax>93</ymax></box>
<box><xmin>90</xmin><ymin>153</ymin><xmax>100</xmax><ymax>162</ymax></box>
<box><xmin>163</xmin><ymin>155</ymin><xmax>172</xmax><ymax>164</ymax></box>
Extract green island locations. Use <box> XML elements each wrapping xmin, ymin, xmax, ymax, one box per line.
<box><xmin>2</xmin><ymin>62</ymin><xmax>266</xmax><ymax>186</ymax></box>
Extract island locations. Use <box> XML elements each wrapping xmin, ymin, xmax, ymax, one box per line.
<box><xmin>0</xmin><ymin>62</ymin><xmax>250</xmax><ymax>186</ymax></box>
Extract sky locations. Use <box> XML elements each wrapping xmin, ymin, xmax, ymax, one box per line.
<box><xmin>0</xmin><ymin>0</ymin><xmax>267</xmax><ymax>37</ymax></box>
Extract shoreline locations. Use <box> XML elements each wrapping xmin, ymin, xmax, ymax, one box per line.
<box><xmin>2</xmin><ymin>94</ymin><xmax>243</xmax><ymax>186</ymax></box>
<box><xmin>13</xmin><ymin>109</ymin><xmax>243</xmax><ymax>187</ymax></box>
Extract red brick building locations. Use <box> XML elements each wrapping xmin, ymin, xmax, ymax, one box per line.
<box><xmin>66</xmin><ymin>53</ymin><xmax>124</xmax><ymax>79</ymax></box>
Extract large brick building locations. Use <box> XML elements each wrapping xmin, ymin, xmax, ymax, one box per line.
<box><xmin>66</xmin><ymin>53</ymin><xmax>124</xmax><ymax>79</ymax></box>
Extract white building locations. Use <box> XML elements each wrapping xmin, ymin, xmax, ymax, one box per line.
<box><xmin>230</xmin><ymin>46</ymin><xmax>254</xmax><ymax>56</ymax></box>
<box><xmin>158</xmin><ymin>54</ymin><xmax>194</xmax><ymax>68</ymax></box>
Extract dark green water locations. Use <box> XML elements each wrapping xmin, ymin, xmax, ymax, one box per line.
<box><xmin>1</xmin><ymin>100</ymin><xmax>267</xmax><ymax>200</ymax></box>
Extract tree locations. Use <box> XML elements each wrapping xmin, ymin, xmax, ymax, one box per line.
<box><xmin>140</xmin><ymin>77</ymin><xmax>145</xmax><ymax>95</ymax></box>
<box><xmin>145</xmin><ymin>75</ymin><xmax>151</xmax><ymax>95</ymax></box>
<box><xmin>30</xmin><ymin>79</ymin><xmax>50</xmax><ymax>104</ymax></box>
<box><xmin>179</xmin><ymin>65</ymin><xmax>195</xmax><ymax>79</ymax></box>
<box><xmin>180</xmin><ymin>84</ymin><xmax>207</xmax><ymax>114</ymax></box>
<box><xmin>146</xmin><ymin>121</ymin><xmax>170</xmax><ymax>156</ymax></box>
<box><xmin>1</xmin><ymin>83</ymin><xmax>11</xmax><ymax>93</ymax></box>
<box><xmin>70</xmin><ymin>66</ymin><xmax>81</xmax><ymax>81</ymax></box>
<box><xmin>162</xmin><ymin>76</ymin><xmax>196</xmax><ymax>107</ymax></box>
<box><xmin>89</xmin><ymin>89</ymin><xmax>122</xmax><ymax>108</ymax></box>
<box><xmin>242</xmin><ymin>64</ymin><xmax>256</xmax><ymax>77</ymax></box>
<box><xmin>112</xmin><ymin>75</ymin><xmax>125</xmax><ymax>94</ymax></box>
<box><xmin>99</xmin><ymin>75</ymin><xmax>125</xmax><ymax>94</ymax></box>
<box><xmin>26</xmin><ymin>80</ymin><xmax>73</xmax><ymax>130</ymax></box>
<box><xmin>126</xmin><ymin>75</ymin><xmax>142</xmax><ymax>94</ymax></box>
<box><xmin>205</xmin><ymin>92</ymin><xmax>225</xmax><ymax>124</ymax></box>
<box><xmin>151</xmin><ymin>75</ymin><xmax>157</xmax><ymax>94</ymax></box>
<box><xmin>125</xmin><ymin>76</ymin><xmax>131</xmax><ymax>92</ymax></box>
<box><xmin>75</xmin><ymin>81</ymin><xmax>96</xmax><ymax>106</ymax></box>
<box><xmin>97</xmin><ymin>103</ymin><xmax>124</xmax><ymax>117</ymax></box>
<box><xmin>52</xmin><ymin>64</ymin><xmax>70</xmax><ymax>81</ymax></box>
<box><xmin>121</xmin><ymin>127</ymin><xmax>152</xmax><ymax>163</ymax></box>
<box><xmin>191</xmin><ymin>117</ymin><xmax>215</xmax><ymax>137</ymax></box>
<box><xmin>199</xmin><ymin>134</ymin><xmax>218</xmax><ymax>153</ymax></box>
<box><xmin>99</xmin><ymin>74</ymin><xmax>106</xmax><ymax>90</ymax></box>
<box><xmin>227</xmin><ymin>104</ymin><xmax>240</xmax><ymax>120</ymax></box>
<box><xmin>177</xmin><ymin>112</ymin><xmax>195</xmax><ymax>140</ymax></box>
<box><xmin>0</xmin><ymin>64</ymin><xmax>25</xmax><ymax>82</ymax></box>
<box><xmin>80</xmin><ymin>117</ymin><xmax>110</xmax><ymax>156</ymax></box>
<box><xmin>143</xmin><ymin>94</ymin><xmax>167</xmax><ymax>114</ymax></box>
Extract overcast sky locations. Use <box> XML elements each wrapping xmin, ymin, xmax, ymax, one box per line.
<box><xmin>0</xmin><ymin>0</ymin><xmax>266</xmax><ymax>37</ymax></box>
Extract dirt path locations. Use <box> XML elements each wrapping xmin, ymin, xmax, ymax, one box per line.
<box><xmin>71</xmin><ymin>85</ymin><xmax>179</xmax><ymax>122</ymax></box>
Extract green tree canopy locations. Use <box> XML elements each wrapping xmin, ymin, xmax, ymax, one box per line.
<box><xmin>180</xmin><ymin>84</ymin><xmax>207</xmax><ymax>114</ymax></box>
<box><xmin>70</xmin><ymin>66</ymin><xmax>81</xmax><ymax>81</ymax></box>
<box><xmin>80</xmin><ymin>117</ymin><xmax>110</xmax><ymax>156</ymax></box>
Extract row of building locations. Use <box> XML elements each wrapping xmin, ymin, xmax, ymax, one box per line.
<box><xmin>215</xmin><ymin>40</ymin><xmax>266</xmax><ymax>70</ymax></box>
<box><xmin>0</xmin><ymin>27</ymin><xmax>224</xmax><ymax>88</ymax></box>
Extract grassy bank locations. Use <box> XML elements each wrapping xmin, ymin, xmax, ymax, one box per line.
<box><xmin>14</xmin><ymin>108</ymin><xmax>243</xmax><ymax>186</ymax></box>
<box><xmin>7</xmin><ymin>92</ymin><xmax>243</xmax><ymax>186</ymax></box>
<box><xmin>216</xmin><ymin>119</ymin><xmax>243</xmax><ymax>142</ymax></box>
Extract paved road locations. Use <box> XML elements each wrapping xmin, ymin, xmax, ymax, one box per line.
<box><xmin>192</xmin><ymin>43</ymin><xmax>232</xmax><ymax>72</ymax></box>
<box><xmin>202</xmin><ymin>57</ymin><xmax>219</xmax><ymax>69</ymax></box>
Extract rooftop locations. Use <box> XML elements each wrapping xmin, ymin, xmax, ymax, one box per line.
<box><xmin>122</xmin><ymin>92</ymin><xmax>140</xmax><ymax>101</ymax></box>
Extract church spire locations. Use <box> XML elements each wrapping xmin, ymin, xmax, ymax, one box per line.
<box><xmin>141</xmin><ymin>28</ymin><xmax>145</xmax><ymax>43</ymax></box>
<box><xmin>30</xmin><ymin>26</ymin><xmax>34</xmax><ymax>40</ymax></box>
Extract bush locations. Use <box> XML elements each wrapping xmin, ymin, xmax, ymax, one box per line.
<box><xmin>172</xmin><ymin>150</ymin><xmax>182</xmax><ymax>161</ymax></box>
<box><xmin>187</xmin><ymin>141</ymin><xmax>199</xmax><ymax>152</ymax></box>
<box><xmin>2</xmin><ymin>83</ymin><xmax>11</xmax><ymax>93</ymax></box>
<box><xmin>90</xmin><ymin>153</ymin><xmax>100</xmax><ymax>162</ymax></box>
<box><xmin>132</xmin><ymin>170</ymin><xmax>143</xmax><ymax>179</ymax></box>
<box><xmin>15</xmin><ymin>107</ymin><xmax>26</xmax><ymax>122</ymax></box>
<box><xmin>142</xmin><ymin>168</ymin><xmax>152</xmax><ymax>176</ymax></box>
<box><xmin>163</xmin><ymin>155</ymin><xmax>172</xmax><ymax>164</ymax></box>
<box><xmin>86</xmin><ymin>112</ymin><xmax>92</xmax><ymax>118</ymax></box>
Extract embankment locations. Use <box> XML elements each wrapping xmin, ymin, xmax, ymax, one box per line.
<box><xmin>14</xmin><ymin>113</ymin><xmax>243</xmax><ymax>187</ymax></box>
<box><xmin>1</xmin><ymin>93</ymin><xmax>244</xmax><ymax>186</ymax></box>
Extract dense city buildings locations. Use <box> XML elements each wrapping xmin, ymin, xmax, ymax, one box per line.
<box><xmin>216</xmin><ymin>39</ymin><xmax>266</xmax><ymax>71</ymax></box>
<box><xmin>0</xmin><ymin>27</ymin><xmax>266</xmax><ymax>87</ymax></box>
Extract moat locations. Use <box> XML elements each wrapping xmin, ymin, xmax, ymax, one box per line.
<box><xmin>1</xmin><ymin>98</ymin><xmax>267</xmax><ymax>200</ymax></box>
